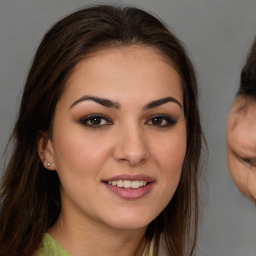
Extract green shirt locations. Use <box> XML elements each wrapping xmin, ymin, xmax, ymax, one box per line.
<box><xmin>38</xmin><ymin>233</ymin><xmax>154</xmax><ymax>256</ymax></box>
<box><xmin>38</xmin><ymin>233</ymin><xmax>71</xmax><ymax>256</ymax></box>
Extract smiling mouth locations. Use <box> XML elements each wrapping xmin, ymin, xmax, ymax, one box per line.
<box><xmin>103</xmin><ymin>175</ymin><xmax>154</xmax><ymax>199</ymax></box>
<box><xmin>106</xmin><ymin>180</ymin><xmax>148</xmax><ymax>189</ymax></box>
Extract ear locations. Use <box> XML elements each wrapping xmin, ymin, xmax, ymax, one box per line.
<box><xmin>37</xmin><ymin>131</ymin><xmax>56</xmax><ymax>170</ymax></box>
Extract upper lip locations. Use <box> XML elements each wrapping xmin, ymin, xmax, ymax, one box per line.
<box><xmin>103</xmin><ymin>174</ymin><xmax>155</xmax><ymax>183</ymax></box>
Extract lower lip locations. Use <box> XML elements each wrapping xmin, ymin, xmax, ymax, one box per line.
<box><xmin>103</xmin><ymin>182</ymin><xmax>154</xmax><ymax>200</ymax></box>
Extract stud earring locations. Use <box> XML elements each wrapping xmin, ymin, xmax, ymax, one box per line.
<box><xmin>47</xmin><ymin>162</ymin><xmax>51</xmax><ymax>167</ymax></box>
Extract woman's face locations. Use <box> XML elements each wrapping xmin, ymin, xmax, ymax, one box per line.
<box><xmin>42</xmin><ymin>46</ymin><xmax>187</xmax><ymax>231</ymax></box>
<box><xmin>226</xmin><ymin>96</ymin><xmax>256</xmax><ymax>202</ymax></box>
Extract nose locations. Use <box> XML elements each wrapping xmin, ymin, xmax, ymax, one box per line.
<box><xmin>113</xmin><ymin>124</ymin><xmax>149</xmax><ymax>167</ymax></box>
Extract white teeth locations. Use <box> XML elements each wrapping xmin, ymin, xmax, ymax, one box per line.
<box><xmin>107</xmin><ymin>180</ymin><xmax>148</xmax><ymax>188</ymax></box>
<box><xmin>132</xmin><ymin>180</ymin><xmax>140</xmax><ymax>188</ymax></box>
<box><xmin>117</xmin><ymin>180</ymin><xmax>123</xmax><ymax>187</ymax></box>
<box><xmin>140</xmin><ymin>181</ymin><xmax>147</xmax><ymax>187</ymax></box>
<box><xmin>123</xmin><ymin>180</ymin><xmax>131</xmax><ymax>188</ymax></box>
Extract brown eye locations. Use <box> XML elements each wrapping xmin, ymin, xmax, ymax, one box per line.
<box><xmin>151</xmin><ymin>117</ymin><xmax>164</xmax><ymax>125</ymax></box>
<box><xmin>89</xmin><ymin>117</ymin><xmax>105</xmax><ymax>125</ymax></box>
<box><xmin>79</xmin><ymin>114</ymin><xmax>112</xmax><ymax>128</ymax></box>
<box><xmin>146</xmin><ymin>115</ymin><xmax>177</xmax><ymax>127</ymax></box>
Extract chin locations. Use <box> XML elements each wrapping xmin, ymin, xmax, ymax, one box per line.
<box><xmin>103</xmin><ymin>212</ymin><xmax>157</xmax><ymax>231</ymax></box>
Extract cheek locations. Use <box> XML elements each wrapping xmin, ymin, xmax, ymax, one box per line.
<box><xmin>150</xmin><ymin>128</ymin><xmax>187</xmax><ymax>192</ymax></box>
<box><xmin>227</xmin><ymin>150</ymin><xmax>244</xmax><ymax>186</ymax></box>
<box><xmin>51</xmin><ymin>131</ymin><xmax>113</xmax><ymax>203</ymax></box>
<box><xmin>52</xmin><ymin>127</ymin><xmax>111</xmax><ymax>176</ymax></box>
<box><xmin>227</xmin><ymin>155</ymin><xmax>245</xmax><ymax>191</ymax></box>
<box><xmin>246</xmin><ymin>175</ymin><xmax>256</xmax><ymax>202</ymax></box>
<box><xmin>226</xmin><ymin>135</ymin><xmax>245</xmax><ymax>191</ymax></box>
<box><xmin>152</xmin><ymin>129</ymin><xmax>187</xmax><ymax>171</ymax></box>
<box><xmin>148</xmin><ymin>131</ymin><xmax>186</xmax><ymax>215</ymax></box>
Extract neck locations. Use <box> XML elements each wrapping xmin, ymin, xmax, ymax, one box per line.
<box><xmin>48</xmin><ymin>209</ymin><xmax>148</xmax><ymax>256</ymax></box>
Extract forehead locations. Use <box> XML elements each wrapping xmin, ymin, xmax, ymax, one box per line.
<box><xmin>228</xmin><ymin>96</ymin><xmax>256</xmax><ymax>125</ymax></box>
<box><xmin>227</xmin><ymin>96</ymin><xmax>256</xmax><ymax>153</ymax></box>
<box><xmin>69</xmin><ymin>45</ymin><xmax>178</xmax><ymax>78</ymax></box>
<box><xmin>62</xmin><ymin>45</ymin><xmax>183</xmax><ymax>103</ymax></box>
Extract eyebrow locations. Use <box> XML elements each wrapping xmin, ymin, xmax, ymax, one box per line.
<box><xmin>70</xmin><ymin>96</ymin><xmax>120</xmax><ymax>109</ymax></box>
<box><xmin>143</xmin><ymin>97</ymin><xmax>182</xmax><ymax>110</ymax></box>
<box><xmin>70</xmin><ymin>95</ymin><xmax>182</xmax><ymax>110</ymax></box>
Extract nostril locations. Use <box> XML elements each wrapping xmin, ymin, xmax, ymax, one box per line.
<box><xmin>112</xmin><ymin>129</ymin><xmax>149</xmax><ymax>166</ymax></box>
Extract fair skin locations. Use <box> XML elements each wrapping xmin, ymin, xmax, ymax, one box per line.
<box><xmin>226</xmin><ymin>95</ymin><xmax>256</xmax><ymax>202</ymax></box>
<box><xmin>38</xmin><ymin>45</ymin><xmax>187</xmax><ymax>256</ymax></box>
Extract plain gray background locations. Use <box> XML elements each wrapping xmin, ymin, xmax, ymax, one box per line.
<box><xmin>1</xmin><ymin>0</ymin><xmax>256</xmax><ymax>255</ymax></box>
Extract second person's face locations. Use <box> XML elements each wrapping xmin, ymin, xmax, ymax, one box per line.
<box><xmin>47</xmin><ymin>45</ymin><xmax>187</xmax><ymax>232</ymax></box>
<box><xmin>227</xmin><ymin>96</ymin><xmax>256</xmax><ymax>202</ymax></box>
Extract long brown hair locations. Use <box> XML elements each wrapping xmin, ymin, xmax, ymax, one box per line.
<box><xmin>0</xmin><ymin>5</ymin><xmax>203</xmax><ymax>256</ymax></box>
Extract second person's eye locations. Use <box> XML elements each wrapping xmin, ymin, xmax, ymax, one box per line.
<box><xmin>242</xmin><ymin>157</ymin><xmax>256</xmax><ymax>167</ymax></box>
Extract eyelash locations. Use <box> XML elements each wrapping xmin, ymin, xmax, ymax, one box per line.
<box><xmin>242</xmin><ymin>158</ymin><xmax>256</xmax><ymax>167</ymax></box>
<box><xmin>79</xmin><ymin>114</ymin><xmax>112</xmax><ymax>128</ymax></box>
<box><xmin>79</xmin><ymin>114</ymin><xmax>177</xmax><ymax>129</ymax></box>
<box><xmin>146</xmin><ymin>114</ymin><xmax>177</xmax><ymax>127</ymax></box>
